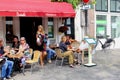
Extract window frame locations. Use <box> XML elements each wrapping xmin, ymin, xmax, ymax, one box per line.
<box><xmin>96</xmin><ymin>15</ymin><xmax>107</xmax><ymax>37</ymax></box>
<box><xmin>110</xmin><ymin>0</ymin><xmax>120</xmax><ymax>12</ymax></box>
<box><xmin>95</xmin><ymin>0</ymin><xmax>108</xmax><ymax>12</ymax></box>
<box><xmin>48</xmin><ymin>17</ymin><xmax>54</xmax><ymax>38</ymax></box>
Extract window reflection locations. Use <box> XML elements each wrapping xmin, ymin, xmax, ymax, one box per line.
<box><xmin>111</xmin><ymin>16</ymin><xmax>120</xmax><ymax>38</ymax></box>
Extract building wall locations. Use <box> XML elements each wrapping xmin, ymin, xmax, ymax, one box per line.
<box><xmin>0</xmin><ymin>17</ymin><xmax>6</xmax><ymax>45</ymax></box>
<box><xmin>13</xmin><ymin>17</ymin><xmax>20</xmax><ymax>39</ymax></box>
<box><xmin>88</xmin><ymin>9</ymin><xmax>95</xmax><ymax>38</ymax></box>
<box><xmin>75</xmin><ymin>5</ymin><xmax>95</xmax><ymax>42</ymax></box>
<box><xmin>95</xmin><ymin>0</ymin><xmax>120</xmax><ymax>49</ymax></box>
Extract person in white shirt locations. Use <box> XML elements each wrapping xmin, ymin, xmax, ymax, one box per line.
<box><xmin>79</xmin><ymin>40</ymin><xmax>89</xmax><ymax>51</ymax></box>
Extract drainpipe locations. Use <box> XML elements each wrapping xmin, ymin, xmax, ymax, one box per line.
<box><xmin>84</xmin><ymin>9</ymin><xmax>88</xmax><ymax>35</ymax></box>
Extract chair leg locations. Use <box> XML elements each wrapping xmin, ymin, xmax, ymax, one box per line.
<box><xmin>22</xmin><ymin>64</ymin><xmax>25</xmax><ymax>75</ymax></box>
<box><xmin>31</xmin><ymin>64</ymin><xmax>33</xmax><ymax>74</ymax></box>
<box><xmin>37</xmin><ymin>62</ymin><xmax>40</xmax><ymax>72</ymax></box>
<box><xmin>61</xmin><ymin>58</ymin><xmax>64</xmax><ymax>66</ymax></box>
<box><xmin>77</xmin><ymin>53</ymin><xmax>81</xmax><ymax>64</ymax></box>
<box><xmin>81</xmin><ymin>51</ymin><xmax>84</xmax><ymax>64</ymax></box>
<box><xmin>55</xmin><ymin>57</ymin><xmax>58</xmax><ymax>65</ymax></box>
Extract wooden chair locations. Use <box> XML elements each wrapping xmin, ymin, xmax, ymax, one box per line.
<box><xmin>55</xmin><ymin>48</ymin><xmax>67</xmax><ymax>66</ymax></box>
<box><xmin>29</xmin><ymin>48</ymin><xmax>33</xmax><ymax>55</ymax></box>
<box><xmin>71</xmin><ymin>41</ymin><xmax>83</xmax><ymax>63</ymax></box>
<box><xmin>22</xmin><ymin>50</ymin><xmax>41</xmax><ymax>74</ymax></box>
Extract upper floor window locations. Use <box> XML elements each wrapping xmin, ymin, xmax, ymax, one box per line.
<box><xmin>111</xmin><ymin>16</ymin><xmax>120</xmax><ymax>38</ymax></box>
<box><xmin>110</xmin><ymin>0</ymin><xmax>120</xmax><ymax>12</ymax></box>
<box><xmin>95</xmin><ymin>0</ymin><xmax>108</xmax><ymax>12</ymax></box>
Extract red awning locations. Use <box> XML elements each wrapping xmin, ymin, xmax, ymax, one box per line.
<box><xmin>0</xmin><ymin>0</ymin><xmax>75</xmax><ymax>17</ymax></box>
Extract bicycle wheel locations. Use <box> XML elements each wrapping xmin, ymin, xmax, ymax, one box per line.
<box><xmin>109</xmin><ymin>39</ymin><xmax>115</xmax><ymax>49</ymax></box>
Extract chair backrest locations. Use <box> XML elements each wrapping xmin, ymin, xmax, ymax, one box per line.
<box><xmin>71</xmin><ymin>41</ymin><xmax>80</xmax><ymax>50</ymax></box>
<box><xmin>55</xmin><ymin>48</ymin><xmax>63</xmax><ymax>58</ymax></box>
<box><xmin>29</xmin><ymin>48</ymin><xmax>33</xmax><ymax>55</ymax></box>
<box><xmin>32</xmin><ymin>50</ymin><xmax>41</xmax><ymax>62</ymax></box>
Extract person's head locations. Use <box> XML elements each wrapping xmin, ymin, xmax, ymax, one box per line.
<box><xmin>66</xmin><ymin>35</ymin><xmax>70</xmax><ymax>40</ymax></box>
<box><xmin>13</xmin><ymin>36</ymin><xmax>19</xmax><ymax>43</ymax></box>
<box><xmin>0</xmin><ymin>39</ymin><xmax>3</xmax><ymax>47</ymax></box>
<box><xmin>37</xmin><ymin>25</ymin><xmax>44</xmax><ymax>34</ymax></box>
<box><xmin>20</xmin><ymin>37</ymin><xmax>26</xmax><ymax>44</ymax></box>
<box><xmin>61</xmin><ymin>36</ymin><xmax>67</xmax><ymax>42</ymax></box>
<box><xmin>45</xmin><ymin>34</ymin><xmax>48</xmax><ymax>38</ymax></box>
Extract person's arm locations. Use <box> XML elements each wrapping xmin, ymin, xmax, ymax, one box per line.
<box><xmin>23</xmin><ymin>44</ymin><xmax>29</xmax><ymax>51</ymax></box>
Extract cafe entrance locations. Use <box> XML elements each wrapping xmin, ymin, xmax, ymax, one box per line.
<box><xmin>20</xmin><ymin>17</ymin><xmax>42</xmax><ymax>49</ymax></box>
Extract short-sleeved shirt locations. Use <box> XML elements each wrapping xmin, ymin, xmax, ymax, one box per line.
<box><xmin>59</xmin><ymin>42</ymin><xmax>67</xmax><ymax>52</ymax></box>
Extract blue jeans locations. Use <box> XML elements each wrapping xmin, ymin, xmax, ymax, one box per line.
<box><xmin>1</xmin><ymin>60</ymin><xmax>14</xmax><ymax>78</ymax></box>
<box><xmin>47</xmin><ymin>48</ymin><xmax>56</xmax><ymax>60</ymax></box>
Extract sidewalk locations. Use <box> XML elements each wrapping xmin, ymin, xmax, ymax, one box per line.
<box><xmin>13</xmin><ymin>49</ymin><xmax>120</xmax><ymax>80</ymax></box>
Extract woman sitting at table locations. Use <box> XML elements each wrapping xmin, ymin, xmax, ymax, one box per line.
<box><xmin>59</xmin><ymin>36</ymin><xmax>75</xmax><ymax>68</ymax></box>
<box><xmin>5</xmin><ymin>37</ymin><xmax>30</xmax><ymax>71</ymax></box>
<box><xmin>16</xmin><ymin>37</ymin><xmax>30</xmax><ymax>65</ymax></box>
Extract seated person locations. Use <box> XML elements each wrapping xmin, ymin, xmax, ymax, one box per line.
<box><xmin>59</xmin><ymin>36</ymin><xmax>75</xmax><ymax>68</ymax></box>
<box><xmin>0</xmin><ymin>39</ymin><xmax>14</xmax><ymax>80</ymax></box>
<box><xmin>12</xmin><ymin>36</ymin><xmax>20</xmax><ymax>52</ymax></box>
<box><xmin>77</xmin><ymin>40</ymin><xmax>89</xmax><ymax>52</ymax></box>
<box><xmin>6</xmin><ymin>37</ymin><xmax>30</xmax><ymax>67</ymax></box>
<box><xmin>45</xmin><ymin>34</ymin><xmax>56</xmax><ymax>63</ymax></box>
<box><xmin>65</xmin><ymin>35</ymin><xmax>76</xmax><ymax>45</ymax></box>
<box><xmin>16</xmin><ymin>37</ymin><xmax>30</xmax><ymax>65</ymax></box>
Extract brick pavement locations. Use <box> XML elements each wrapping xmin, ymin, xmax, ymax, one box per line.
<box><xmin>13</xmin><ymin>49</ymin><xmax>120</xmax><ymax>80</ymax></box>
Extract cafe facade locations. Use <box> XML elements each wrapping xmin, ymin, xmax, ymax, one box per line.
<box><xmin>0</xmin><ymin>0</ymin><xmax>75</xmax><ymax>49</ymax></box>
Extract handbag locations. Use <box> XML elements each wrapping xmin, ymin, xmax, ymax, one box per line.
<box><xmin>36</xmin><ymin>37</ymin><xmax>42</xmax><ymax>46</ymax></box>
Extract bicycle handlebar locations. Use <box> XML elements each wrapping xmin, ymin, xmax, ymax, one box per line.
<box><xmin>96</xmin><ymin>35</ymin><xmax>110</xmax><ymax>39</ymax></box>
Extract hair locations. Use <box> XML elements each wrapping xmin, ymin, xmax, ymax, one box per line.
<box><xmin>37</xmin><ymin>25</ymin><xmax>45</xmax><ymax>34</ymax></box>
<box><xmin>20</xmin><ymin>37</ymin><xmax>26</xmax><ymax>43</ymax></box>
<box><xmin>61</xmin><ymin>36</ymin><xmax>66</xmax><ymax>42</ymax></box>
<box><xmin>13</xmin><ymin>36</ymin><xmax>19</xmax><ymax>40</ymax></box>
<box><xmin>0</xmin><ymin>38</ymin><xmax>3</xmax><ymax>43</ymax></box>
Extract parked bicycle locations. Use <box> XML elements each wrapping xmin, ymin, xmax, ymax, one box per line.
<box><xmin>94</xmin><ymin>35</ymin><xmax>115</xmax><ymax>51</ymax></box>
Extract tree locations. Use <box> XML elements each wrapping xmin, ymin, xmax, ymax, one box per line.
<box><xmin>51</xmin><ymin>0</ymin><xmax>81</xmax><ymax>9</ymax></box>
<box><xmin>51</xmin><ymin>0</ymin><xmax>96</xmax><ymax>8</ymax></box>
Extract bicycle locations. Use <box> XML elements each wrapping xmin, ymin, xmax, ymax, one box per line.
<box><xmin>94</xmin><ymin>35</ymin><xmax>115</xmax><ymax>52</ymax></box>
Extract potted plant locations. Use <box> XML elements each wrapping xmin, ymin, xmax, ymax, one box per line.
<box><xmin>58</xmin><ymin>26</ymin><xmax>68</xmax><ymax>33</ymax></box>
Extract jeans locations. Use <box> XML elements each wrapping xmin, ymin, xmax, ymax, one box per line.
<box><xmin>47</xmin><ymin>48</ymin><xmax>56</xmax><ymax>60</ymax></box>
<box><xmin>1</xmin><ymin>60</ymin><xmax>14</xmax><ymax>78</ymax></box>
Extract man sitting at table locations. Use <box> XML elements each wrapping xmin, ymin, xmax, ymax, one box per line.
<box><xmin>0</xmin><ymin>39</ymin><xmax>14</xmax><ymax>80</ymax></box>
<box><xmin>77</xmin><ymin>40</ymin><xmax>89</xmax><ymax>52</ymax></box>
<box><xmin>59</xmin><ymin>36</ymin><xmax>75</xmax><ymax>68</ymax></box>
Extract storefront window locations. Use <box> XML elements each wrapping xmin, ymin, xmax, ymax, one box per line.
<box><xmin>6</xmin><ymin>17</ymin><xmax>14</xmax><ymax>43</ymax></box>
<box><xmin>110</xmin><ymin>0</ymin><xmax>120</xmax><ymax>12</ymax></box>
<box><xmin>95</xmin><ymin>0</ymin><xmax>108</xmax><ymax>11</ymax></box>
<box><xmin>48</xmin><ymin>18</ymin><xmax>54</xmax><ymax>38</ymax></box>
<box><xmin>96</xmin><ymin>15</ymin><xmax>107</xmax><ymax>37</ymax></box>
<box><xmin>111</xmin><ymin>16</ymin><xmax>120</xmax><ymax>38</ymax></box>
